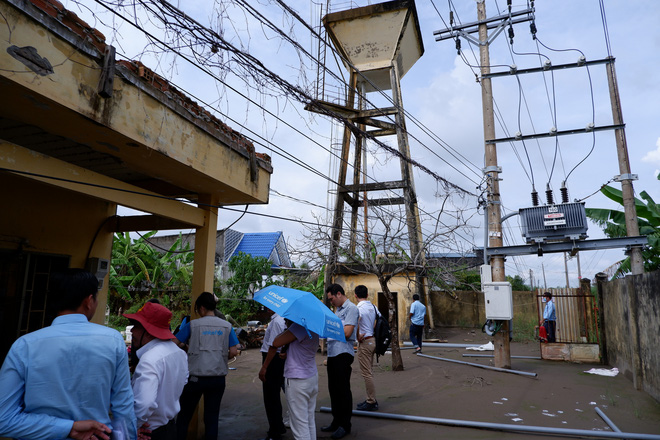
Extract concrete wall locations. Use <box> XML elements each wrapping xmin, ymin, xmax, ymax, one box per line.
<box><xmin>430</xmin><ymin>289</ymin><xmax>539</xmax><ymax>328</ymax></box>
<box><xmin>600</xmin><ymin>271</ymin><xmax>660</xmax><ymax>402</ymax></box>
<box><xmin>332</xmin><ymin>272</ymin><xmax>416</xmax><ymax>342</ymax></box>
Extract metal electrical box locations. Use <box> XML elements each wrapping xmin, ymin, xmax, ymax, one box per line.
<box><xmin>519</xmin><ymin>202</ymin><xmax>588</xmax><ymax>243</ymax></box>
<box><xmin>480</xmin><ymin>264</ymin><xmax>491</xmax><ymax>290</ymax></box>
<box><xmin>483</xmin><ymin>282</ymin><xmax>513</xmax><ymax>320</ymax></box>
<box><xmin>86</xmin><ymin>257</ymin><xmax>110</xmax><ymax>289</ymax></box>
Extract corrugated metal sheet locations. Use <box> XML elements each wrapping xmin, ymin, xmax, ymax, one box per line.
<box><xmin>536</xmin><ymin>289</ymin><xmax>598</xmax><ymax>344</ymax></box>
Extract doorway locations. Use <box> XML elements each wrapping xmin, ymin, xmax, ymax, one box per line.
<box><xmin>0</xmin><ymin>251</ymin><xmax>69</xmax><ymax>362</ymax></box>
<box><xmin>377</xmin><ymin>291</ymin><xmax>398</xmax><ymax>322</ymax></box>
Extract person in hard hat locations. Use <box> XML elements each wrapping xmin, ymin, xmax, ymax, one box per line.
<box><xmin>124</xmin><ymin>302</ymin><xmax>188</xmax><ymax>440</ymax></box>
<box><xmin>541</xmin><ymin>292</ymin><xmax>557</xmax><ymax>343</ymax></box>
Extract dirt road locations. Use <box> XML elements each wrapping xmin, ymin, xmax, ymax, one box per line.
<box><xmin>216</xmin><ymin>328</ymin><xmax>660</xmax><ymax>439</ymax></box>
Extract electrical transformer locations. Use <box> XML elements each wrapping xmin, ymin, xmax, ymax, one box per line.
<box><xmin>519</xmin><ymin>202</ymin><xmax>588</xmax><ymax>244</ymax></box>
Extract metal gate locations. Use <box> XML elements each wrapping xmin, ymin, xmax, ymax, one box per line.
<box><xmin>535</xmin><ymin>288</ymin><xmax>599</xmax><ymax>344</ymax></box>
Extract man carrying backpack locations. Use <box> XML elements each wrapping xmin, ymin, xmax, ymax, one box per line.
<box><xmin>354</xmin><ymin>285</ymin><xmax>379</xmax><ymax>412</ymax></box>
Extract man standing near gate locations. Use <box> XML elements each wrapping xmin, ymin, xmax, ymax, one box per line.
<box><xmin>541</xmin><ymin>292</ymin><xmax>557</xmax><ymax>343</ymax></box>
<box><xmin>322</xmin><ymin>284</ymin><xmax>358</xmax><ymax>440</ymax></box>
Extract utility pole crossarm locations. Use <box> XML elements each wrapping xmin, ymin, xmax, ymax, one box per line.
<box><xmin>482</xmin><ymin>57</ymin><xmax>613</xmax><ymax>79</ymax></box>
<box><xmin>433</xmin><ymin>7</ymin><xmax>534</xmax><ymax>42</ymax></box>
<box><xmin>486</xmin><ymin>124</ymin><xmax>624</xmax><ymax>144</ymax></box>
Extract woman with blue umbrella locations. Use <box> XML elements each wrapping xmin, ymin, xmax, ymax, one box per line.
<box><xmin>255</xmin><ymin>285</ymin><xmax>344</xmax><ymax>440</ymax></box>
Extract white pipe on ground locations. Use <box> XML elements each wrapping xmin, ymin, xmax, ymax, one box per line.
<box><xmin>318</xmin><ymin>408</ymin><xmax>660</xmax><ymax>439</ymax></box>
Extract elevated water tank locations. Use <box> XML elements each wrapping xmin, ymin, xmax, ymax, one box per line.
<box><xmin>323</xmin><ymin>0</ymin><xmax>424</xmax><ymax>92</ymax></box>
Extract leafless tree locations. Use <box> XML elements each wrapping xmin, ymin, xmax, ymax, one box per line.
<box><xmin>298</xmin><ymin>199</ymin><xmax>475</xmax><ymax>371</ymax></box>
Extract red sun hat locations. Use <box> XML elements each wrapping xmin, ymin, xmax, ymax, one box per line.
<box><xmin>123</xmin><ymin>302</ymin><xmax>175</xmax><ymax>340</ymax></box>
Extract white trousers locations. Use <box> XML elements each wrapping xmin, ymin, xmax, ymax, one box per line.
<box><xmin>285</xmin><ymin>374</ymin><xmax>319</xmax><ymax>440</ymax></box>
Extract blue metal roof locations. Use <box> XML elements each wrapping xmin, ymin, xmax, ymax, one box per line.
<box><xmin>233</xmin><ymin>232</ymin><xmax>280</xmax><ymax>258</ymax></box>
<box><xmin>229</xmin><ymin>231</ymin><xmax>291</xmax><ymax>268</ymax></box>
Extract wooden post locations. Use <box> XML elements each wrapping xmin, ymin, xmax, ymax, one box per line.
<box><xmin>606</xmin><ymin>60</ymin><xmax>643</xmax><ymax>275</ymax></box>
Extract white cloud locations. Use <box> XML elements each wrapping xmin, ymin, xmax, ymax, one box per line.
<box><xmin>642</xmin><ymin>138</ymin><xmax>660</xmax><ymax>164</ymax></box>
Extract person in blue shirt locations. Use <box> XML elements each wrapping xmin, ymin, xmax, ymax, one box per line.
<box><xmin>0</xmin><ymin>269</ymin><xmax>136</xmax><ymax>440</ymax></box>
<box><xmin>174</xmin><ymin>292</ymin><xmax>239</xmax><ymax>440</ymax></box>
<box><xmin>541</xmin><ymin>291</ymin><xmax>557</xmax><ymax>343</ymax></box>
<box><xmin>321</xmin><ymin>283</ymin><xmax>358</xmax><ymax>440</ymax></box>
<box><xmin>409</xmin><ymin>294</ymin><xmax>426</xmax><ymax>353</ymax></box>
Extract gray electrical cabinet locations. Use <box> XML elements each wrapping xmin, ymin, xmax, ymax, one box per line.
<box><xmin>483</xmin><ymin>282</ymin><xmax>513</xmax><ymax>320</ymax></box>
<box><xmin>519</xmin><ymin>202</ymin><xmax>588</xmax><ymax>244</ymax></box>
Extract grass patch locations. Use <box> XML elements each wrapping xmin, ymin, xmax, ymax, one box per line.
<box><xmin>512</xmin><ymin>315</ymin><xmax>538</xmax><ymax>343</ymax></box>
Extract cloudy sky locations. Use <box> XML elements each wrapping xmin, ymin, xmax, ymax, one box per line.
<box><xmin>66</xmin><ymin>0</ymin><xmax>660</xmax><ymax>288</ymax></box>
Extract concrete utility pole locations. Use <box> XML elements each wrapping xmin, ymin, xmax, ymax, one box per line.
<box><xmin>576</xmin><ymin>252</ymin><xmax>582</xmax><ymax>280</ymax></box>
<box><xmin>477</xmin><ymin>0</ymin><xmax>510</xmax><ymax>369</ymax></box>
<box><xmin>606</xmin><ymin>61</ymin><xmax>644</xmax><ymax>275</ymax></box>
<box><xmin>564</xmin><ymin>252</ymin><xmax>570</xmax><ymax>288</ymax></box>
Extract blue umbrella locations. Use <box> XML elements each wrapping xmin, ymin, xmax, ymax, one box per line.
<box><xmin>254</xmin><ymin>285</ymin><xmax>346</xmax><ymax>342</ymax></box>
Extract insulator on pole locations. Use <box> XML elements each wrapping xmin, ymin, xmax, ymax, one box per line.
<box><xmin>531</xmin><ymin>190</ymin><xmax>539</xmax><ymax>206</ymax></box>
<box><xmin>530</xmin><ymin>22</ymin><xmax>537</xmax><ymax>39</ymax></box>
<box><xmin>455</xmin><ymin>38</ymin><xmax>461</xmax><ymax>54</ymax></box>
<box><xmin>560</xmin><ymin>183</ymin><xmax>569</xmax><ymax>204</ymax></box>
<box><xmin>545</xmin><ymin>186</ymin><xmax>554</xmax><ymax>205</ymax></box>
<box><xmin>508</xmin><ymin>26</ymin><xmax>515</xmax><ymax>44</ymax></box>
<box><xmin>450</xmin><ymin>11</ymin><xmax>454</xmax><ymax>26</ymax></box>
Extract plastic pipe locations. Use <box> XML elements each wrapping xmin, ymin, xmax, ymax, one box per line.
<box><xmin>318</xmin><ymin>408</ymin><xmax>660</xmax><ymax>440</ymax></box>
<box><xmin>462</xmin><ymin>354</ymin><xmax>542</xmax><ymax>360</ymax></box>
<box><xmin>403</xmin><ymin>341</ymin><xmax>482</xmax><ymax>348</ymax></box>
<box><xmin>595</xmin><ymin>407</ymin><xmax>623</xmax><ymax>434</ymax></box>
<box><xmin>417</xmin><ymin>353</ymin><xmax>538</xmax><ymax>378</ymax></box>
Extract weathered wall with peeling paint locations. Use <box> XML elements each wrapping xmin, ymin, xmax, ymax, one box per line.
<box><xmin>601</xmin><ymin>271</ymin><xmax>660</xmax><ymax>402</ymax></box>
<box><xmin>332</xmin><ymin>272</ymin><xmax>416</xmax><ymax>342</ymax></box>
<box><xmin>0</xmin><ymin>172</ymin><xmax>115</xmax><ymax>322</ymax></box>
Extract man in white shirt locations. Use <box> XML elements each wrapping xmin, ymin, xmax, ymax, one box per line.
<box><xmin>124</xmin><ymin>302</ymin><xmax>188</xmax><ymax>440</ymax></box>
<box><xmin>355</xmin><ymin>285</ymin><xmax>379</xmax><ymax>411</ymax></box>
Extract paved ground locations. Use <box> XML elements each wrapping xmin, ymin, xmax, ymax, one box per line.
<box><xmin>216</xmin><ymin>328</ymin><xmax>660</xmax><ymax>439</ymax></box>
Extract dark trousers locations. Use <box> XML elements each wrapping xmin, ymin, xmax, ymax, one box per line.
<box><xmin>150</xmin><ymin>419</ymin><xmax>176</xmax><ymax>440</ymax></box>
<box><xmin>544</xmin><ymin>320</ymin><xmax>557</xmax><ymax>343</ymax></box>
<box><xmin>410</xmin><ymin>323</ymin><xmax>424</xmax><ymax>349</ymax></box>
<box><xmin>262</xmin><ymin>352</ymin><xmax>286</xmax><ymax>438</ymax></box>
<box><xmin>176</xmin><ymin>375</ymin><xmax>226</xmax><ymax>440</ymax></box>
<box><xmin>327</xmin><ymin>353</ymin><xmax>354</xmax><ymax>431</ymax></box>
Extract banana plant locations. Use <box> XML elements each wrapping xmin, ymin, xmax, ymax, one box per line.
<box><xmin>585</xmin><ymin>181</ymin><xmax>660</xmax><ymax>278</ymax></box>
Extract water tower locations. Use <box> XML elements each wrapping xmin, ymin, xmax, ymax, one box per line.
<box><xmin>308</xmin><ymin>0</ymin><xmax>428</xmax><ymax>303</ymax></box>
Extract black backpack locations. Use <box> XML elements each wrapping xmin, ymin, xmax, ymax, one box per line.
<box><xmin>372</xmin><ymin>305</ymin><xmax>392</xmax><ymax>361</ymax></box>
